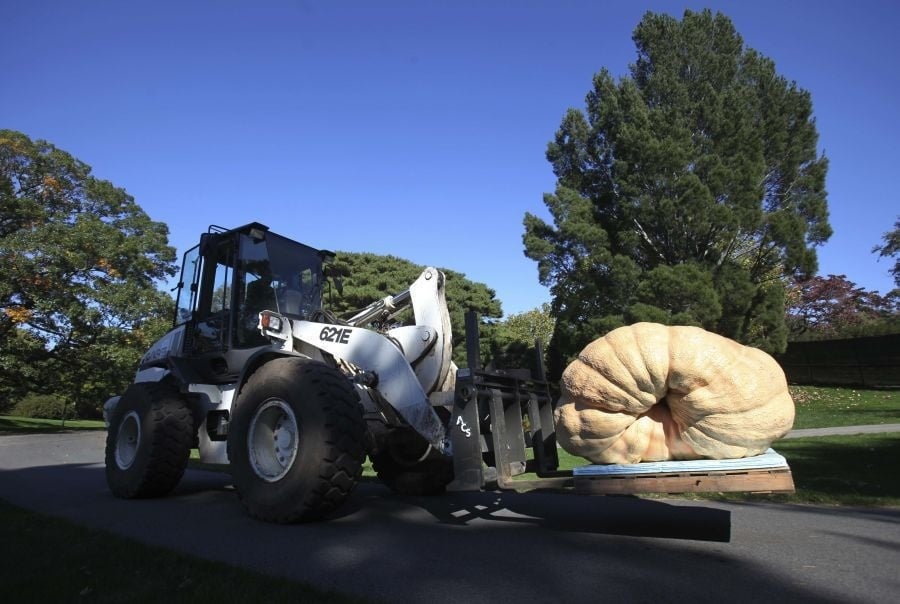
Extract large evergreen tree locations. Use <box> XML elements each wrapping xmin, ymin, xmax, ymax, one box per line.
<box><xmin>0</xmin><ymin>130</ymin><xmax>176</xmax><ymax>415</ymax></box>
<box><xmin>327</xmin><ymin>251</ymin><xmax>502</xmax><ymax>363</ymax></box>
<box><xmin>524</xmin><ymin>9</ymin><xmax>831</xmax><ymax>372</ymax></box>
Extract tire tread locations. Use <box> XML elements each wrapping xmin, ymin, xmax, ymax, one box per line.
<box><xmin>231</xmin><ymin>358</ymin><xmax>365</xmax><ymax>523</ymax></box>
<box><xmin>106</xmin><ymin>382</ymin><xmax>194</xmax><ymax>499</ymax></box>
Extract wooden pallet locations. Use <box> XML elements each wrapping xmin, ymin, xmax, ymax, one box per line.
<box><xmin>574</xmin><ymin>467</ymin><xmax>795</xmax><ymax>495</ymax></box>
<box><xmin>572</xmin><ymin>450</ymin><xmax>795</xmax><ymax>495</ymax></box>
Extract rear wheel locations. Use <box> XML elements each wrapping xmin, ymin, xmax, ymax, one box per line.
<box><xmin>228</xmin><ymin>357</ymin><xmax>365</xmax><ymax>523</ymax></box>
<box><xmin>105</xmin><ymin>382</ymin><xmax>194</xmax><ymax>498</ymax></box>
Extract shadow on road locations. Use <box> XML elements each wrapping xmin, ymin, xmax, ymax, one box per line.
<box><xmin>390</xmin><ymin>488</ymin><xmax>732</xmax><ymax>542</ymax></box>
<box><xmin>0</xmin><ymin>460</ymin><xmax>857</xmax><ymax>604</ymax></box>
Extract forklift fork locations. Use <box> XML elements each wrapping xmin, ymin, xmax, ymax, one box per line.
<box><xmin>448</xmin><ymin>311</ymin><xmax>572</xmax><ymax>492</ymax></box>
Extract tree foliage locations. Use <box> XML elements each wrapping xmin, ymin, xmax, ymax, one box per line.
<box><xmin>523</xmin><ymin>9</ymin><xmax>830</xmax><ymax>372</ymax></box>
<box><xmin>481</xmin><ymin>304</ymin><xmax>555</xmax><ymax>373</ymax></box>
<box><xmin>327</xmin><ymin>251</ymin><xmax>502</xmax><ymax>363</ymax></box>
<box><xmin>873</xmin><ymin>216</ymin><xmax>900</xmax><ymax>289</ymax></box>
<box><xmin>499</xmin><ymin>303</ymin><xmax>555</xmax><ymax>351</ymax></box>
<box><xmin>11</xmin><ymin>392</ymin><xmax>68</xmax><ymax>420</ymax></box>
<box><xmin>0</xmin><ymin>130</ymin><xmax>176</xmax><ymax>415</ymax></box>
<box><xmin>785</xmin><ymin>274</ymin><xmax>898</xmax><ymax>340</ymax></box>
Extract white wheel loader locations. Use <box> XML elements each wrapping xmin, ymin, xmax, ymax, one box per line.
<box><xmin>104</xmin><ymin>222</ymin><xmax>562</xmax><ymax>523</ymax></box>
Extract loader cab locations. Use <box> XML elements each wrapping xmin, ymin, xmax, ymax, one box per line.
<box><xmin>172</xmin><ymin>222</ymin><xmax>330</xmax><ymax>382</ymax></box>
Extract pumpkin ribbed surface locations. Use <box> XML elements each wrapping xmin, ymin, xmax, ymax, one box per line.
<box><xmin>555</xmin><ymin>323</ymin><xmax>795</xmax><ymax>464</ymax></box>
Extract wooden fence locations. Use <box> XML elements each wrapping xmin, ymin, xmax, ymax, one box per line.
<box><xmin>776</xmin><ymin>333</ymin><xmax>900</xmax><ymax>388</ymax></box>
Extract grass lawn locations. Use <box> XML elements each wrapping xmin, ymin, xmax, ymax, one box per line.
<box><xmin>769</xmin><ymin>433</ymin><xmax>900</xmax><ymax>506</ymax></box>
<box><xmin>789</xmin><ymin>385</ymin><xmax>900</xmax><ymax>428</ymax></box>
<box><xmin>0</xmin><ymin>415</ymin><xmax>106</xmax><ymax>432</ymax></box>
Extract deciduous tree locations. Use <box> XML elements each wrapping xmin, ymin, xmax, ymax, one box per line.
<box><xmin>483</xmin><ymin>304</ymin><xmax>556</xmax><ymax>374</ymax></box>
<box><xmin>785</xmin><ymin>274</ymin><xmax>897</xmax><ymax>339</ymax></box>
<box><xmin>0</xmin><ymin>130</ymin><xmax>176</xmax><ymax>415</ymax></box>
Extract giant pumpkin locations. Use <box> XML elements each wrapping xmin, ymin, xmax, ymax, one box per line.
<box><xmin>554</xmin><ymin>323</ymin><xmax>794</xmax><ymax>464</ymax></box>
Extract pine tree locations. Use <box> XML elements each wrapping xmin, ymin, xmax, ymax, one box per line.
<box><xmin>524</xmin><ymin>10</ymin><xmax>830</xmax><ymax>368</ymax></box>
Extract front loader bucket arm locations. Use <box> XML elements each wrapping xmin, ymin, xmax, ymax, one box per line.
<box><xmin>289</xmin><ymin>320</ymin><xmax>449</xmax><ymax>454</ymax></box>
<box><xmin>344</xmin><ymin>268</ymin><xmax>454</xmax><ymax>396</ymax></box>
<box><xmin>401</xmin><ymin>268</ymin><xmax>453</xmax><ymax>394</ymax></box>
<box><xmin>282</xmin><ymin>269</ymin><xmax>455</xmax><ymax>455</ymax></box>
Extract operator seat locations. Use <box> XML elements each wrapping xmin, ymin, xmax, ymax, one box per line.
<box><xmin>280</xmin><ymin>287</ymin><xmax>304</xmax><ymax>316</ymax></box>
<box><xmin>239</xmin><ymin>276</ymin><xmax>277</xmax><ymax>346</ymax></box>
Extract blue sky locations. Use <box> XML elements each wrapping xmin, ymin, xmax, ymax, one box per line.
<box><xmin>3</xmin><ymin>1</ymin><xmax>898</xmax><ymax>316</ymax></box>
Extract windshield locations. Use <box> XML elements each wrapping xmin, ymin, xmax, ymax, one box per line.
<box><xmin>238</xmin><ymin>231</ymin><xmax>324</xmax><ymax>320</ymax></box>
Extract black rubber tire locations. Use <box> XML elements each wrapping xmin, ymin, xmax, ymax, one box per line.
<box><xmin>371</xmin><ymin>448</ymin><xmax>454</xmax><ymax>496</ymax></box>
<box><xmin>228</xmin><ymin>357</ymin><xmax>365</xmax><ymax>523</ymax></box>
<box><xmin>105</xmin><ymin>382</ymin><xmax>194</xmax><ymax>498</ymax></box>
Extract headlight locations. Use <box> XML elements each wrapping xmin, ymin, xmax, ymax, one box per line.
<box><xmin>260</xmin><ymin>312</ymin><xmax>282</xmax><ymax>332</ymax></box>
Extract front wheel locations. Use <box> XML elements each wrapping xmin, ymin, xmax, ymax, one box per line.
<box><xmin>228</xmin><ymin>357</ymin><xmax>365</xmax><ymax>523</ymax></box>
<box><xmin>105</xmin><ymin>382</ymin><xmax>194</xmax><ymax>498</ymax></box>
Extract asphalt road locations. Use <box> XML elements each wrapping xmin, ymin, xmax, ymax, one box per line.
<box><xmin>1</xmin><ymin>431</ymin><xmax>898</xmax><ymax>604</ymax></box>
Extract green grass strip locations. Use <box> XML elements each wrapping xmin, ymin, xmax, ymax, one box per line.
<box><xmin>0</xmin><ymin>416</ymin><xmax>106</xmax><ymax>432</ymax></box>
<box><xmin>789</xmin><ymin>386</ymin><xmax>900</xmax><ymax>429</ymax></box>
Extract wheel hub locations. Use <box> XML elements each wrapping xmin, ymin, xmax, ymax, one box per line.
<box><xmin>247</xmin><ymin>399</ymin><xmax>299</xmax><ymax>482</ymax></box>
<box><xmin>115</xmin><ymin>410</ymin><xmax>141</xmax><ymax>470</ymax></box>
